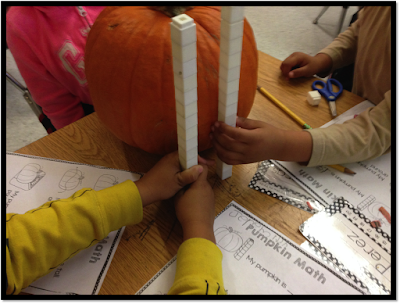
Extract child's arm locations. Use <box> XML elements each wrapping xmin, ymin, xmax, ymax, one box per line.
<box><xmin>210</xmin><ymin>92</ymin><xmax>391</xmax><ymax>167</ymax></box>
<box><xmin>6</xmin><ymin>151</ymin><xmax>209</xmax><ymax>295</ymax></box>
<box><xmin>6</xmin><ymin>181</ymin><xmax>142</xmax><ymax>295</ymax></box>
<box><xmin>280</xmin><ymin>10</ymin><xmax>361</xmax><ymax>80</ymax></box>
<box><xmin>305</xmin><ymin>92</ymin><xmax>391</xmax><ymax>166</ymax></box>
<box><xmin>168</xmin><ymin>166</ymin><xmax>227</xmax><ymax>295</ymax></box>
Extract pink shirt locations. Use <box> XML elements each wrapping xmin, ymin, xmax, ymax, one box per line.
<box><xmin>7</xmin><ymin>6</ymin><xmax>105</xmax><ymax>129</ymax></box>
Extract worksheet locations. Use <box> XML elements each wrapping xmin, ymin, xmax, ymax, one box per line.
<box><xmin>136</xmin><ymin>201</ymin><xmax>365</xmax><ymax>295</ymax></box>
<box><xmin>6</xmin><ymin>152</ymin><xmax>142</xmax><ymax>295</ymax></box>
<box><xmin>249</xmin><ymin>160</ymin><xmax>324</xmax><ymax>214</ymax></box>
<box><xmin>271</xmin><ymin>101</ymin><xmax>392</xmax><ymax>236</ymax></box>
<box><xmin>300</xmin><ymin>241</ymin><xmax>347</xmax><ymax>279</ymax></box>
<box><xmin>300</xmin><ymin>198</ymin><xmax>391</xmax><ymax>295</ymax></box>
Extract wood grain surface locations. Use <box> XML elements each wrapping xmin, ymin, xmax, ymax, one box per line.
<box><xmin>15</xmin><ymin>51</ymin><xmax>364</xmax><ymax>295</ymax></box>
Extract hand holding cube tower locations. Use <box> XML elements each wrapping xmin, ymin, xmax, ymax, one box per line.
<box><xmin>170</xmin><ymin>6</ymin><xmax>245</xmax><ymax>179</ymax></box>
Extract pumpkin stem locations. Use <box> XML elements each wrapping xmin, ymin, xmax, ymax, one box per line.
<box><xmin>150</xmin><ymin>6</ymin><xmax>194</xmax><ymax>17</ymax></box>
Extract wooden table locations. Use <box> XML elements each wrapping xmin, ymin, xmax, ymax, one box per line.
<box><xmin>16</xmin><ymin>51</ymin><xmax>364</xmax><ymax>295</ymax></box>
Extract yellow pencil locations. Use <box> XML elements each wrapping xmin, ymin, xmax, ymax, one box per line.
<box><xmin>327</xmin><ymin>164</ymin><xmax>356</xmax><ymax>175</ymax></box>
<box><xmin>257</xmin><ymin>85</ymin><xmax>356</xmax><ymax>175</ymax></box>
<box><xmin>257</xmin><ymin>85</ymin><xmax>312</xmax><ymax>129</ymax></box>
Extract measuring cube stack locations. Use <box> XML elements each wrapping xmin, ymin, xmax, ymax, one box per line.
<box><xmin>170</xmin><ymin>7</ymin><xmax>244</xmax><ymax>178</ymax></box>
<box><xmin>216</xmin><ymin>6</ymin><xmax>245</xmax><ymax>180</ymax></box>
<box><xmin>170</xmin><ymin>14</ymin><xmax>198</xmax><ymax>170</ymax></box>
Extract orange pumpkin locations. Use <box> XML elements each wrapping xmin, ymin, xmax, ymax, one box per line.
<box><xmin>85</xmin><ymin>6</ymin><xmax>258</xmax><ymax>155</ymax></box>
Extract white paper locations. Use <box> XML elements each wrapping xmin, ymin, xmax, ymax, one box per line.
<box><xmin>137</xmin><ymin>201</ymin><xmax>364</xmax><ymax>295</ymax></box>
<box><xmin>6</xmin><ymin>152</ymin><xmax>142</xmax><ymax>295</ymax></box>
<box><xmin>300</xmin><ymin>241</ymin><xmax>348</xmax><ymax>278</ymax></box>
<box><xmin>300</xmin><ymin>198</ymin><xmax>391</xmax><ymax>295</ymax></box>
<box><xmin>272</xmin><ymin>101</ymin><xmax>391</xmax><ymax>236</ymax></box>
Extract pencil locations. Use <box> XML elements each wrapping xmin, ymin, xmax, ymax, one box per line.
<box><xmin>257</xmin><ymin>85</ymin><xmax>356</xmax><ymax>176</ymax></box>
<box><xmin>379</xmin><ymin>207</ymin><xmax>391</xmax><ymax>224</ymax></box>
<box><xmin>327</xmin><ymin>164</ymin><xmax>356</xmax><ymax>176</ymax></box>
<box><xmin>257</xmin><ymin>86</ymin><xmax>312</xmax><ymax>129</ymax></box>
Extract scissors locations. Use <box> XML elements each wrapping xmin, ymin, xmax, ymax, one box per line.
<box><xmin>312</xmin><ymin>78</ymin><xmax>343</xmax><ymax>116</ymax></box>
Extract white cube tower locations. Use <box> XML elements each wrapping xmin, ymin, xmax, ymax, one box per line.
<box><xmin>216</xmin><ymin>6</ymin><xmax>245</xmax><ymax>180</ymax></box>
<box><xmin>170</xmin><ymin>14</ymin><xmax>198</xmax><ymax>170</ymax></box>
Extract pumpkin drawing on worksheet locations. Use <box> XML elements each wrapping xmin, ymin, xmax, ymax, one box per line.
<box><xmin>9</xmin><ymin>163</ymin><xmax>46</xmax><ymax>191</ymax></box>
<box><xmin>94</xmin><ymin>174</ymin><xmax>118</xmax><ymax>190</ymax></box>
<box><xmin>215</xmin><ymin>226</ymin><xmax>243</xmax><ymax>252</ymax></box>
<box><xmin>59</xmin><ymin>168</ymin><xmax>84</xmax><ymax>192</ymax></box>
<box><xmin>85</xmin><ymin>6</ymin><xmax>258</xmax><ymax>155</ymax></box>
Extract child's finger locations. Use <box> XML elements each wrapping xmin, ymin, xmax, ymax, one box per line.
<box><xmin>280</xmin><ymin>54</ymin><xmax>298</xmax><ymax>76</ymax></box>
<box><xmin>216</xmin><ymin>119</ymin><xmax>262</xmax><ymax>147</ymax></box>
<box><xmin>212</xmin><ymin>137</ymin><xmax>242</xmax><ymax>165</ymax></box>
<box><xmin>176</xmin><ymin>164</ymin><xmax>205</xmax><ymax>187</ymax></box>
<box><xmin>194</xmin><ymin>164</ymin><xmax>208</xmax><ymax>182</ymax></box>
<box><xmin>235</xmin><ymin>117</ymin><xmax>265</xmax><ymax>130</ymax></box>
<box><xmin>174</xmin><ymin>165</ymin><xmax>209</xmax><ymax>205</ymax></box>
<box><xmin>289</xmin><ymin>65</ymin><xmax>312</xmax><ymax>78</ymax></box>
<box><xmin>217</xmin><ymin>121</ymin><xmax>244</xmax><ymax>140</ymax></box>
<box><xmin>198</xmin><ymin>155</ymin><xmax>215</xmax><ymax>166</ymax></box>
<box><xmin>212</xmin><ymin>127</ymin><xmax>246</xmax><ymax>154</ymax></box>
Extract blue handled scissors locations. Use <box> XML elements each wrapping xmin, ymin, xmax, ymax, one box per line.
<box><xmin>312</xmin><ymin>78</ymin><xmax>343</xmax><ymax>117</ymax></box>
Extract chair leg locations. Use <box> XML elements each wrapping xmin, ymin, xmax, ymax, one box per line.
<box><xmin>23</xmin><ymin>91</ymin><xmax>43</xmax><ymax>118</ymax></box>
<box><xmin>6</xmin><ymin>72</ymin><xmax>43</xmax><ymax>118</ymax></box>
<box><xmin>313</xmin><ymin>6</ymin><xmax>329</xmax><ymax>24</ymax></box>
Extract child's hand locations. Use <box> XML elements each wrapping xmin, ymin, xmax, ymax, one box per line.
<box><xmin>210</xmin><ymin>117</ymin><xmax>284</xmax><ymax>164</ymax></box>
<box><xmin>280</xmin><ymin>52</ymin><xmax>333</xmax><ymax>79</ymax></box>
<box><xmin>136</xmin><ymin>151</ymin><xmax>214</xmax><ymax>207</ymax></box>
<box><xmin>174</xmin><ymin>165</ymin><xmax>216</xmax><ymax>243</ymax></box>
<box><xmin>210</xmin><ymin>117</ymin><xmax>312</xmax><ymax>165</ymax></box>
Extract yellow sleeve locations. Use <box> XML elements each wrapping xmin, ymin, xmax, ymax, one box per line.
<box><xmin>168</xmin><ymin>238</ymin><xmax>227</xmax><ymax>295</ymax></box>
<box><xmin>6</xmin><ymin>180</ymin><xmax>143</xmax><ymax>295</ymax></box>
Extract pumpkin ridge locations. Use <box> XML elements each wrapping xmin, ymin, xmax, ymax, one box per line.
<box><xmin>131</xmin><ymin>13</ymin><xmax>175</xmax><ymax>152</ymax></box>
<box><xmin>127</xmin><ymin>10</ymin><xmax>163</xmax><ymax>145</ymax></box>
<box><xmin>190</xmin><ymin>18</ymin><xmax>219</xmax><ymax>44</ymax></box>
<box><xmin>186</xmin><ymin>10</ymin><xmax>220</xmax><ymax>43</ymax></box>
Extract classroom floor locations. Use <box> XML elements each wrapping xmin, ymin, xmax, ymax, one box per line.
<box><xmin>6</xmin><ymin>6</ymin><xmax>359</xmax><ymax>152</ymax></box>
